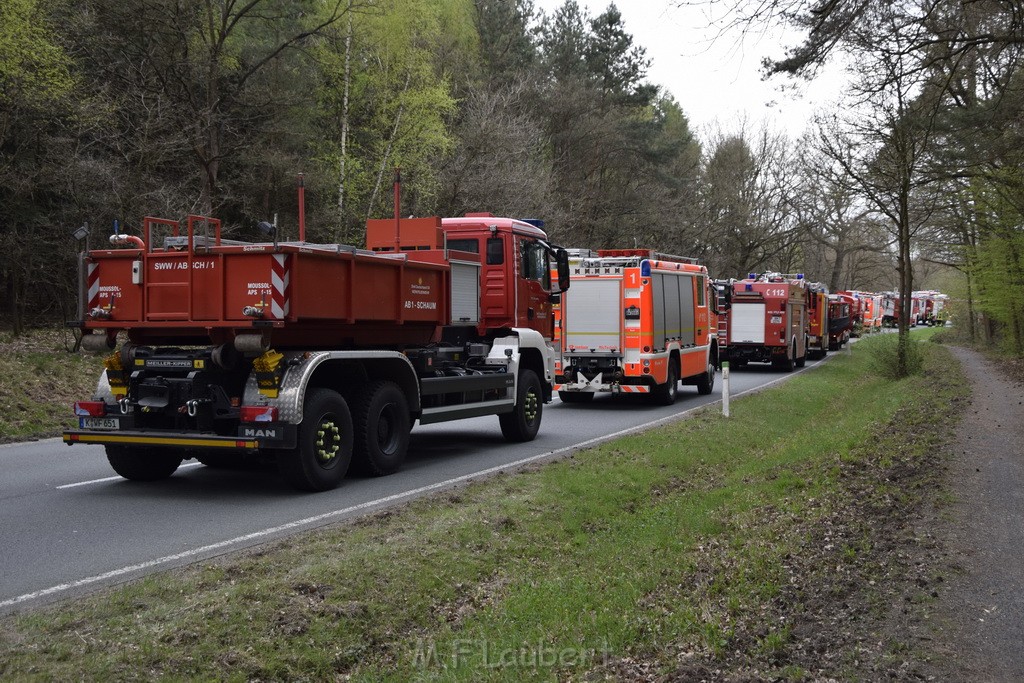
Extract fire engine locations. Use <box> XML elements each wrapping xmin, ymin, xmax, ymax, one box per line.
<box><xmin>806</xmin><ymin>282</ymin><xmax>830</xmax><ymax>360</ymax></box>
<box><xmin>827</xmin><ymin>294</ymin><xmax>854</xmax><ymax>350</ymax></box>
<box><xmin>554</xmin><ymin>250</ymin><xmax>718</xmax><ymax>404</ymax></box>
<box><xmin>62</xmin><ymin>181</ymin><xmax>571</xmax><ymax>491</ymax></box>
<box><xmin>726</xmin><ymin>273</ymin><xmax>808</xmax><ymax>371</ymax></box>
<box><xmin>912</xmin><ymin>290</ymin><xmax>948</xmax><ymax>325</ymax></box>
<box><xmin>880</xmin><ymin>292</ymin><xmax>900</xmax><ymax>327</ymax></box>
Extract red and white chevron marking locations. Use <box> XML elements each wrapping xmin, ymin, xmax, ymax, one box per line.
<box><xmin>271</xmin><ymin>254</ymin><xmax>291</xmax><ymax>319</ymax></box>
<box><xmin>87</xmin><ymin>262</ymin><xmax>100</xmax><ymax>310</ymax></box>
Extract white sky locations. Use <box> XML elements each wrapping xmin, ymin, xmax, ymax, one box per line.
<box><xmin>533</xmin><ymin>0</ymin><xmax>849</xmax><ymax>139</ymax></box>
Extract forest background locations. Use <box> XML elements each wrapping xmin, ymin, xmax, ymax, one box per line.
<box><xmin>1</xmin><ymin>0</ymin><xmax>1022</xmax><ymax>353</ymax></box>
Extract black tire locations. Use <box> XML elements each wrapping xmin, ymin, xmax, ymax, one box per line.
<box><xmin>695</xmin><ymin>355</ymin><xmax>715</xmax><ymax>395</ymax></box>
<box><xmin>651</xmin><ymin>357</ymin><xmax>679</xmax><ymax>405</ymax></box>
<box><xmin>277</xmin><ymin>388</ymin><xmax>353</xmax><ymax>492</ymax></box>
<box><xmin>351</xmin><ymin>380</ymin><xmax>411</xmax><ymax>476</ymax></box>
<box><xmin>796</xmin><ymin>352</ymin><xmax>806</xmax><ymax>368</ymax></box>
<box><xmin>106</xmin><ymin>446</ymin><xmax>182</xmax><ymax>481</ymax></box>
<box><xmin>558</xmin><ymin>390</ymin><xmax>594</xmax><ymax>404</ymax></box>
<box><xmin>499</xmin><ymin>369</ymin><xmax>543</xmax><ymax>442</ymax></box>
<box><xmin>774</xmin><ymin>344</ymin><xmax>795</xmax><ymax>372</ymax></box>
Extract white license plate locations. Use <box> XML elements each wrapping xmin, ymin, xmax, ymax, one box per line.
<box><xmin>81</xmin><ymin>417</ymin><xmax>119</xmax><ymax>430</ymax></box>
<box><xmin>770</xmin><ymin>316</ymin><xmax>782</xmax><ymax>324</ymax></box>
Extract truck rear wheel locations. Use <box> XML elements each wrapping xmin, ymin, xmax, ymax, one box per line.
<box><xmin>695</xmin><ymin>357</ymin><xmax>715</xmax><ymax>395</ymax></box>
<box><xmin>500</xmin><ymin>369</ymin><xmax>542</xmax><ymax>442</ymax></box>
<box><xmin>351</xmin><ymin>380</ymin><xmax>410</xmax><ymax>476</ymax></box>
<box><xmin>558</xmin><ymin>391</ymin><xmax>594</xmax><ymax>404</ymax></box>
<box><xmin>278</xmin><ymin>388</ymin><xmax>353</xmax><ymax>491</ymax></box>
<box><xmin>651</xmin><ymin>358</ymin><xmax>679</xmax><ymax>405</ymax></box>
<box><xmin>774</xmin><ymin>344</ymin><xmax>795</xmax><ymax>372</ymax></box>
<box><xmin>105</xmin><ymin>446</ymin><xmax>182</xmax><ymax>481</ymax></box>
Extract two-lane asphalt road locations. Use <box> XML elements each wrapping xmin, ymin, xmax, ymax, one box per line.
<box><xmin>0</xmin><ymin>357</ymin><xmax>834</xmax><ymax>613</ymax></box>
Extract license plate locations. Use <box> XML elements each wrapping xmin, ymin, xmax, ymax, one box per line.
<box><xmin>81</xmin><ymin>417</ymin><xmax>119</xmax><ymax>430</ymax></box>
<box><xmin>771</xmin><ymin>316</ymin><xmax>782</xmax><ymax>324</ymax></box>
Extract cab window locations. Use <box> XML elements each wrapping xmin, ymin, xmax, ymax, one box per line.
<box><xmin>447</xmin><ymin>238</ymin><xmax>478</xmax><ymax>254</ymax></box>
<box><xmin>520</xmin><ymin>239</ymin><xmax>551</xmax><ymax>288</ymax></box>
<box><xmin>697</xmin><ymin>277</ymin><xmax>706</xmax><ymax>306</ymax></box>
<box><xmin>486</xmin><ymin>238</ymin><xmax>504</xmax><ymax>265</ymax></box>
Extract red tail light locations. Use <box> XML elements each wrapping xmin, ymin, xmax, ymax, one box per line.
<box><xmin>240</xmin><ymin>405</ymin><xmax>278</xmax><ymax>422</ymax></box>
<box><xmin>74</xmin><ymin>401</ymin><xmax>106</xmax><ymax>417</ymax></box>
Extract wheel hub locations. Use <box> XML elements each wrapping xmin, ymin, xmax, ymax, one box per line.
<box><xmin>524</xmin><ymin>390</ymin><xmax>538</xmax><ymax>422</ymax></box>
<box><xmin>316</xmin><ymin>419</ymin><xmax>341</xmax><ymax>464</ymax></box>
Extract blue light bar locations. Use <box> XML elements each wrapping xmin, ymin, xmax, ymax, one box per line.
<box><xmin>519</xmin><ymin>218</ymin><xmax>545</xmax><ymax>229</ymax></box>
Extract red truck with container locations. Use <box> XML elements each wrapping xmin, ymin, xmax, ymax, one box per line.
<box><xmin>63</xmin><ymin>182</ymin><xmax>570</xmax><ymax>491</ymax></box>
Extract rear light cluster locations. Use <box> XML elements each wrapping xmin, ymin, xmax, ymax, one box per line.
<box><xmin>240</xmin><ymin>405</ymin><xmax>278</xmax><ymax>422</ymax></box>
<box><xmin>73</xmin><ymin>401</ymin><xmax>106</xmax><ymax>417</ymax></box>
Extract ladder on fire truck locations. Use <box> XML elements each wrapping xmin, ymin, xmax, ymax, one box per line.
<box><xmin>714</xmin><ymin>279</ymin><xmax>731</xmax><ymax>348</ymax></box>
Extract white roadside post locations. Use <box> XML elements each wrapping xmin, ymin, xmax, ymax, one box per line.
<box><xmin>722</xmin><ymin>355</ymin><xmax>730</xmax><ymax>418</ymax></box>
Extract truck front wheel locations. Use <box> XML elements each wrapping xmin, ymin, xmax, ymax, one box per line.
<box><xmin>278</xmin><ymin>388</ymin><xmax>353</xmax><ymax>491</ymax></box>
<box><xmin>500</xmin><ymin>369</ymin><xmax>542</xmax><ymax>442</ymax></box>
<box><xmin>352</xmin><ymin>380</ymin><xmax>411</xmax><ymax>476</ymax></box>
<box><xmin>106</xmin><ymin>446</ymin><xmax>182</xmax><ymax>481</ymax></box>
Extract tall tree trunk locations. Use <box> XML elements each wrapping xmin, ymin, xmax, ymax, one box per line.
<box><xmin>367</xmin><ymin>72</ymin><xmax>411</xmax><ymax>222</ymax></box>
<box><xmin>337</xmin><ymin>5</ymin><xmax>353</xmax><ymax>241</ymax></box>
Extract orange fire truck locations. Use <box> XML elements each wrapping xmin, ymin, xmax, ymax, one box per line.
<box><xmin>62</xmin><ymin>180</ymin><xmax>571</xmax><ymax>491</ymax></box>
<box><xmin>806</xmin><ymin>282</ymin><xmax>830</xmax><ymax>360</ymax></box>
<box><xmin>554</xmin><ymin>250</ymin><xmax>718</xmax><ymax>404</ymax></box>
<box><xmin>726</xmin><ymin>273</ymin><xmax>808</xmax><ymax>371</ymax></box>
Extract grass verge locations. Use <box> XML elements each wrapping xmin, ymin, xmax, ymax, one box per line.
<box><xmin>0</xmin><ymin>332</ymin><xmax>967</xmax><ymax>680</ymax></box>
<box><xmin>0</xmin><ymin>328</ymin><xmax>105</xmax><ymax>443</ymax></box>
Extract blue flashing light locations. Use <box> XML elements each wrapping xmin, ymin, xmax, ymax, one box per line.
<box><xmin>641</xmin><ymin>261</ymin><xmax>651</xmax><ymax>277</ymax></box>
<box><xmin>113</xmin><ymin>219</ymin><xmax>119</xmax><ymax>234</ymax></box>
<box><xmin>519</xmin><ymin>218</ymin><xmax>545</xmax><ymax>229</ymax></box>
<box><xmin>748</xmin><ymin>273</ymin><xmax>756</xmax><ymax>280</ymax></box>
<box><xmin>796</xmin><ymin>273</ymin><xmax>804</xmax><ymax>279</ymax></box>
<box><xmin>745</xmin><ymin>283</ymin><xmax>753</xmax><ymax>291</ymax></box>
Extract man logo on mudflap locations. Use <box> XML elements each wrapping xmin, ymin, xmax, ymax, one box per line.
<box><xmin>243</xmin><ymin>427</ymin><xmax>279</xmax><ymax>439</ymax></box>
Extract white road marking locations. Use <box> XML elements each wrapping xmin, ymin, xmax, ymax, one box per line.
<box><xmin>3</xmin><ymin>359</ymin><xmax>826</xmax><ymax>610</ymax></box>
<box><xmin>56</xmin><ymin>462</ymin><xmax>204</xmax><ymax>490</ymax></box>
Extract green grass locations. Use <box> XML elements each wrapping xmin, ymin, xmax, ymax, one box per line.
<box><xmin>0</xmin><ymin>334</ymin><xmax>966</xmax><ymax>681</ymax></box>
<box><xmin>0</xmin><ymin>329</ymin><xmax>105</xmax><ymax>442</ymax></box>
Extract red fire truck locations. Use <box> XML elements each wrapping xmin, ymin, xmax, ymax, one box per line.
<box><xmin>726</xmin><ymin>273</ymin><xmax>808</xmax><ymax>371</ymax></box>
<box><xmin>63</xmin><ymin>184</ymin><xmax>570</xmax><ymax>491</ymax></box>
<box><xmin>554</xmin><ymin>250</ymin><xmax>718</xmax><ymax>404</ymax></box>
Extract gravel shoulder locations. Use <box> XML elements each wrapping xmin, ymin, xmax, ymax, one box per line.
<box><xmin>928</xmin><ymin>347</ymin><xmax>1024</xmax><ymax>681</ymax></box>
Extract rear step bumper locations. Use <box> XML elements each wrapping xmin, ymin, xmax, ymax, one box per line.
<box><xmin>63</xmin><ymin>430</ymin><xmax>261</xmax><ymax>450</ymax></box>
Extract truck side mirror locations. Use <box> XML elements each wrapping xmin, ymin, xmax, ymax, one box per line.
<box><xmin>556</xmin><ymin>248</ymin><xmax>570</xmax><ymax>293</ymax></box>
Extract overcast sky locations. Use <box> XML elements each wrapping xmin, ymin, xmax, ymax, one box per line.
<box><xmin>533</xmin><ymin>0</ymin><xmax>848</xmax><ymax>139</ymax></box>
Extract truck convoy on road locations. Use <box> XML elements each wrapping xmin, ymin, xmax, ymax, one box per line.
<box><xmin>553</xmin><ymin>250</ymin><xmax>718</xmax><ymax>404</ymax></box>
<box><xmin>63</xmin><ymin>191</ymin><xmax>571</xmax><ymax>491</ymax></box>
<box><xmin>61</xmin><ymin>175</ymin><xmax>950</xmax><ymax>491</ymax></box>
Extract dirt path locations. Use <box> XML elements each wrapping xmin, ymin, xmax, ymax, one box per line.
<box><xmin>933</xmin><ymin>347</ymin><xmax>1024</xmax><ymax>681</ymax></box>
